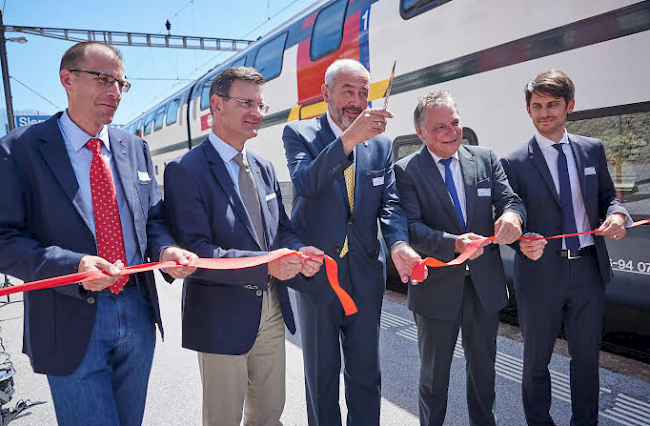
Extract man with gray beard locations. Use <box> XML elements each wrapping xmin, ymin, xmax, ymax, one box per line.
<box><xmin>283</xmin><ymin>59</ymin><xmax>423</xmax><ymax>426</ymax></box>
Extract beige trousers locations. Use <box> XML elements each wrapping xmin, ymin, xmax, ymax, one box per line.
<box><xmin>198</xmin><ymin>283</ymin><xmax>285</xmax><ymax>426</ymax></box>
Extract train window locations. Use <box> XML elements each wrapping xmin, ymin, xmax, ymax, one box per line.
<box><xmin>567</xmin><ymin>103</ymin><xmax>650</xmax><ymax>217</ymax></box>
<box><xmin>462</xmin><ymin>127</ymin><xmax>478</xmax><ymax>146</ymax></box>
<box><xmin>310</xmin><ymin>0</ymin><xmax>347</xmax><ymax>61</ymax></box>
<box><xmin>231</xmin><ymin>56</ymin><xmax>247</xmax><ymax>67</ymax></box>
<box><xmin>134</xmin><ymin>118</ymin><xmax>143</xmax><ymax>136</ymax></box>
<box><xmin>143</xmin><ymin>112</ymin><xmax>155</xmax><ymax>136</ymax></box>
<box><xmin>154</xmin><ymin>106</ymin><xmax>165</xmax><ymax>132</ymax></box>
<box><xmin>200</xmin><ymin>78</ymin><xmax>213</xmax><ymax>111</ymax></box>
<box><xmin>253</xmin><ymin>32</ymin><xmax>288</xmax><ymax>81</ymax></box>
<box><xmin>393</xmin><ymin>135</ymin><xmax>423</xmax><ymax>161</ymax></box>
<box><xmin>166</xmin><ymin>98</ymin><xmax>180</xmax><ymax>126</ymax></box>
<box><xmin>400</xmin><ymin>0</ymin><xmax>453</xmax><ymax>19</ymax></box>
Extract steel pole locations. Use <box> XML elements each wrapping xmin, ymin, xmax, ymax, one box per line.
<box><xmin>0</xmin><ymin>10</ymin><xmax>15</xmax><ymax>132</ymax></box>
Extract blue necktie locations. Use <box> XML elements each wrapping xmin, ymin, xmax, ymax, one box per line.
<box><xmin>439</xmin><ymin>158</ymin><xmax>466</xmax><ymax>232</ymax></box>
<box><xmin>552</xmin><ymin>143</ymin><xmax>580</xmax><ymax>252</ymax></box>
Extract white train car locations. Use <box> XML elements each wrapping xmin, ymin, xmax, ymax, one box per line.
<box><xmin>123</xmin><ymin>0</ymin><xmax>650</xmax><ymax>359</ymax></box>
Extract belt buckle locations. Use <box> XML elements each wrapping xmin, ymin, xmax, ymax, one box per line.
<box><xmin>567</xmin><ymin>249</ymin><xmax>581</xmax><ymax>260</ymax></box>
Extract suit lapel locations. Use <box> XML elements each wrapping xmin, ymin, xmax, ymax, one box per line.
<box><xmin>458</xmin><ymin>146</ymin><xmax>476</xmax><ymax>229</ymax></box>
<box><xmin>35</xmin><ymin>114</ymin><xmax>93</xmax><ymax>232</ymax></box>
<box><xmin>528</xmin><ymin>137</ymin><xmax>561</xmax><ymax>206</ymax></box>
<box><xmin>418</xmin><ymin>147</ymin><xmax>463</xmax><ymax>232</ymax></box>
<box><xmin>202</xmin><ymin>141</ymin><xmax>261</xmax><ymax>249</ymax></box>
<box><xmin>568</xmin><ymin>134</ymin><xmax>587</xmax><ymax>200</ymax></box>
<box><xmin>318</xmin><ymin>115</ymin><xmax>351</xmax><ymax>211</ymax></box>
<box><xmin>109</xmin><ymin>129</ymin><xmax>137</xmax><ymax>220</ymax></box>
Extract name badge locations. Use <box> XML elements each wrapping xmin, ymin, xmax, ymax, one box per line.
<box><xmin>477</xmin><ymin>188</ymin><xmax>491</xmax><ymax>197</ymax></box>
<box><xmin>138</xmin><ymin>171</ymin><xmax>151</xmax><ymax>181</ymax></box>
<box><xmin>265</xmin><ymin>192</ymin><xmax>277</xmax><ymax>201</ymax></box>
<box><xmin>585</xmin><ymin>167</ymin><xmax>596</xmax><ymax>176</ymax></box>
<box><xmin>372</xmin><ymin>176</ymin><xmax>384</xmax><ymax>187</ymax></box>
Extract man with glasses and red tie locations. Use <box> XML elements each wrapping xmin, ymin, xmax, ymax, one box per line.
<box><xmin>0</xmin><ymin>41</ymin><xmax>196</xmax><ymax>426</ymax></box>
<box><xmin>501</xmin><ymin>70</ymin><xmax>630</xmax><ymax>426</ymax></box>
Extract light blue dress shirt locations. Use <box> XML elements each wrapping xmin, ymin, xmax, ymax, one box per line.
<box><xmin>208</xmin><ymin>131</ymin><xmax>247</xmax><ymax>193</ymax></box>
<box><xmin>58</xmin><ymin>111</ymin><xmax>140</xmax><ymax>266</ymax></box>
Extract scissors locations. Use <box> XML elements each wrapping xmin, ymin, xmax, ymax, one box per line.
<box><xmin>383</xmin><ymin>60</ymin><xmax>396</xmax><ymax>111</ymax></box>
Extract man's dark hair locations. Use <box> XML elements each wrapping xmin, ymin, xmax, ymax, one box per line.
<box><xmin>525</xmin><ymin>69</ymin><xmax>575</xmax><ymax>107</ymax></box>
<box><xmin>209</xmin><ymin>66</ymin><xmax>265</xmax><ymax>99</ymax></box>
<box><xmin>59</xmin><ymin>42</ymin><xmax>123</xmax><ymax>71</ymax></box>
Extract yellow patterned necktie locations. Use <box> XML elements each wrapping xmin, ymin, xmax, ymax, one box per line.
<box><xmin>340</xmin><ymin>164</ymin><xmax>354</xmax><ymax>258</ymax></box>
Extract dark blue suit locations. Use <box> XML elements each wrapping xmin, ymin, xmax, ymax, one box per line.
<box><xmin>283</xmin><ymin>114</ymin><xmax>409</xmax><ymax>426</ymax></box>
<box><xmin>163</xmin><ymin>140</ymin><xmax>303</xmax><ymax>355</ymax></box>
<box><xmin>0</xmin><ymin>112</ymin><xmax>174</xmax><ymax>376</ymax></box>
<box><xmin>502</xmin><ymin>134</ymin><xmax>627</xmax><ymax>426</ymax></box>
<box><xmin>395</xmin><ymin>145</ymin><xmax>525</xmax><ymax>426</ymax></box>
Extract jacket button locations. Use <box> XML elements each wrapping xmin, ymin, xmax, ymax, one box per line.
<box><xmin>347</xmin><ymin>219</ymin><xmax>353</xmax><ymax>225</ymax></box>
<box><xmin>256</xmin><ymin>290</ymin><xmax>262</xmax><ymax>297</ymax></box>
<box><xmin>86</xmin><ymin>297</ymin><xmax>96</xmax><ymax>305</ymax></box>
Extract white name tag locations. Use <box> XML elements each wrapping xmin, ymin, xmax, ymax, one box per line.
<box><xmin>585</xmin><ymin>167</ymin><xmax>596</xmax><ymax>176</ymax></box>
<box><xmin>372</xmin><ymin>176</ymin><xmax>384</xmax><ymax>187</ymax></box>
<box><xmin>477</xmin><ymin>188</ymin><xmax>491</xmax><ymax>197</ymax></box>
<box><xmin>138</xmin><ymin>171</ymin><xmax>151</xmax><ymax>181</ymax></box>
<box><xmin>265</xmin><ymin>192</ymin><xmax>277</xmax><ymax>201</ymax></box>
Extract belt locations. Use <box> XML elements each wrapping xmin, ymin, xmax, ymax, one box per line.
<box><xmin>560</xmin><ymin>245</ymin><xmax>596</xmax><ymax>260</ymax></box>
<box><xmin>99</xmin><ymin>275</ymin><xmax>139</xmax><ymax>293</ymax></box>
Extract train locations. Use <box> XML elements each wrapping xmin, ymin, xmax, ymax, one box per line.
<box><xmin>122</xmin><ymin>0</ymin><xmax>650</xmax><ymax>360</ymax></box>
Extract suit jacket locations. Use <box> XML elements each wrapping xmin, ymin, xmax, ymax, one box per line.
<box><xmin>0</xmin><ymin>112</ymin><xmax>175</xmax><ymax>375</ymax></box>
<box><xmin>283</xmin><ymin>114</ymin><xmax>409</xmax><ymax>306</ymax></box>
<box><xmin>501</xmin><ymin>133</ymin><xmax>627</xmax><ymax>287</ymax></box>
<box><xmin>164</xmin><ymin>139</ymin><xmax>303</xmax><ymax>355</ymax></box>
<box><xmin>395</xmin><ymin>145</ymin><xmax>526</xmax><ymax>320</ymax></box>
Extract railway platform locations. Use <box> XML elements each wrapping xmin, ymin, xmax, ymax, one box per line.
<box><xmin>1</xmin><ymin>273</ymin><xmax>648</xmax><ymax>426</ymax></box>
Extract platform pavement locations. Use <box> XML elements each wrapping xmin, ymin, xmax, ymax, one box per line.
<box><xmin>0</xmin><ymin>273</ymin><xmax>648</xmax><ymax>425</ymax></box>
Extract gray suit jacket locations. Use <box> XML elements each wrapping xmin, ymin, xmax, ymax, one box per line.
<box><xmin>395</xmin><ymin>145</ymin><xmax>526</xmax><ymax>320</ymax></box>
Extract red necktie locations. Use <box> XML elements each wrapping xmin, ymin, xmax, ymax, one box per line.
<box><xmin>86</xmin><ymin>138</ymin><xmax>129</xmax><ymax>294</ymax></box>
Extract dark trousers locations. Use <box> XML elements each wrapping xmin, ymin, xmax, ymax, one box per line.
<box><xmin>517</xmin><ymin>250</ymin><xmax>605</xmax><ymax>426</ymax></box>
<box><xmin>414</xmin><ymin>276</ymin><xmax>499</xmax><ymax>426</ymax></box>
<box><xmin>296</xmin><ymin>267</ymin><xmax>383</xmax><ymax>426</ymax></box>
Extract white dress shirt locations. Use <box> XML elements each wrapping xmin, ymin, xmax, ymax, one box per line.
<box><xmin>428</xmin><ymin>148</ymin><xmax>467</xmax><ymax>227</ymax></box>
<box><xmin>535</xmin><ymin>130</ymin><xmax>594</xmax><ymax>248</ymax></box>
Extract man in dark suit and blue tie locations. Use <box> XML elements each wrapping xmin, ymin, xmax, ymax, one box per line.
<box><xmin>395</xmin><ymin>90</ymin><xmax>525</xmax><ymax>426</ymax></box>
<box><xmin>501</xmin><ymin>70</ymin><xmax>630</xmax><ymax>426</ymax></box>
<box><xmin>164</xmin><ymin>66</ymin><xmax>323</xmax><ymax>426</ymax></box>
<box><xmin>283</xmin><ymin>59</ymin><xmax>423</xmax><ymax>426</ymax></box>
<box><xmin>0</xmin><ymin>42</ymin><xmax>196</xmax><ymax>426</ymax></box>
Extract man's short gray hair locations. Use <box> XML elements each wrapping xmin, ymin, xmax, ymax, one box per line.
<box><xmin>413</xmin><ymin>90</ymin><xmax>458</xmax><ymax>129</ymax></box>
<box><xmin>324</xmin><ymin>59</ymin><xmax>370</xmax><ymax>88</ymax></box>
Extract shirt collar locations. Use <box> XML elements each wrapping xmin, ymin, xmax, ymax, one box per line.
<box><xmin>427</xmin><ymin>147</ymin><xmax>460</xmax><ymax>165</ymax></box>
<box><xmin>535</xmin><ymin>129</ymin><xmax>569</xmax><ymax>149</ymax></box>
<box><xmin>208</xmin><ymin>131</ymin><xmax>246</xmax><ymax>163</ymax></box>
<box><xmin>59</xmin><ymin>110</ymin><xmax>110</xmax><ymax>153</ymax></box>
<box><xmin>326</xmin><ymin>111</ymin><xmax>344</xmax><ymax>139</ymax></box>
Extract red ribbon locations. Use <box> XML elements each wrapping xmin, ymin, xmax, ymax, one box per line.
<box><xmin>0</xmin><ymin>249</ymin><xmax>358</xmax><ymax>316</ymax></box>
<box><xmin>410</xmin><ymin>218</ymin><xmax>650</xmax><ymax>282</ymax></box>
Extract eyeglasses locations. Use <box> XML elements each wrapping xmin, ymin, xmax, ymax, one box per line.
<box><xmin>220</xmin><ymin>95</ymin><xmax>269</xmax><ymax>114</ymax></box>
<box><xmin>69</xmin><ymin>69</ymin><xmax>131</xmax><ymax>93</ymax></box>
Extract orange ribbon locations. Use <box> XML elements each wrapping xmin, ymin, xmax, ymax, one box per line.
<box><xmin>410</xmin><ymin>218</ymin><xmax>650</xmax><ymax>282</ymax></box>
<box><xmin>0</xmin><ymin>249</ymin><xmax>358</xmax><ymax>316</ymax></box>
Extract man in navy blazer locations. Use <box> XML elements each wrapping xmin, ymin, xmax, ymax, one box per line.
<box><xmin>395</xmin><ymin>90</ymin><xmax>525</xmax><ymax>426</ymax></box>
<box><xmin>283</xmin><ymin>59</ymin><xmax>423</xmax><ymax>426</ymax></box>
<box><xmin>164</xmin><ymin>66</ymin><xmax>323</xmax><ymax>426</ymax></box>
<box><xmin>0</xmin><ymin>42</ymin><xmax>195</xmax><ymax>426</ymax></box>
<box><xmin>501</xmin><ymin>70</ymin><xmax>630</xmax><ymax>426</ymax></box>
